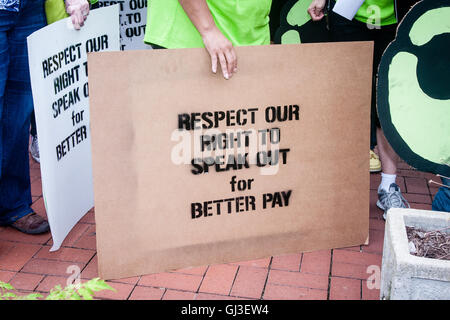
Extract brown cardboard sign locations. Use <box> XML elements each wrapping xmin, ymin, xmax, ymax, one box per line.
<box><xmin>88</xmin><ymin>42</ymin><xmax>373</xmax><ymax>280</ymax></box>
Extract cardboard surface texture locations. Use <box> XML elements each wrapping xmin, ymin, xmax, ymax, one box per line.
<box><xmin>88</xmin><ymin>43</ymin><xmax>373</xmax><ymax>280</ymax></box>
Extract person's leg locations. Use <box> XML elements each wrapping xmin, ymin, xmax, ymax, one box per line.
<box><xmin>328</xmin><ymin>2</ymin><xmax>382</xmax><ymax>172</ymax></box>
<box><xmin>0</xmin><ymin>9</ymin><xmax>17</xmax><ymax>224</ymax></box>
<box><xmin>0</xmin><ymin>0</ymin><xmax>49</xmax><ymax>233</ymax></box>
<box><xmin>375</xmin><ymin>126</ymin><xmax>409</xmax><ymax>220</ymax></box>
<box><xmin>372</xmin><ymin>24</ymin><xmax>400</xmax><ymax>186</ymax></box>
<box><xmin>373</xmin><ymin>24</ymin><xmax>410</xmax><ymax>218</ymax></box>
<box><xmin>369</xmin><ymin>23</ymin><xmax>397</xmax><ymax>174</ymax></box>
<box><xmin>376</xmin><ymin>127</ymin><xmax>399</xmax><ymax>192</ymax></box>
<box><xmin>376</xmin><ymin>128</ymin><xmax>398</xmax><ymax>175</ymax></box>
<box><xmin>29</xmin><ymin>109</ymin><xmax>40</xmax><ymax>163</ymax></box>
<box><xmin>30</xmin><ymin>110</ymin><xmax>37</xmax><ymax>137</ymax></box>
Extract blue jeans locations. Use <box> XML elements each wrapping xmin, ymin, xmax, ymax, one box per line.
<box><xmin>0</xmin><ymin>0</ymin><xmax>46</xmax><ymax>225</ymax></box>
<box><xmin>432</xmin><ymin>177</ymin><xmax>450</xmax><ymax>212</ymax></box>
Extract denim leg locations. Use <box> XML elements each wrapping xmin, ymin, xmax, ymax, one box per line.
<box><xmin>0</xmin><ymin>9</ymin><xmax>16</xmax><ymax>224</ymax></box>
<box><xmin>0</xmin><ymin>0</ymin><xmax>46</xmax><ymax>225</ymax></box>
<box><xmin>0</xmin><ymin>15</ymin><xmax>9</xmax><ymax>181</ymax></box>
<box><xmin>432</xmin><ymin>177</ymin><xmax>450</xmax><ymax>212</ymax></box>
<box><xmin>30</xmin><ymin>110</ymin><xmax>37</xmax><ymax>137</ymax></box>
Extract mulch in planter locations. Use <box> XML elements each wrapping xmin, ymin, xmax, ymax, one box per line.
<box><xmin>406</xmin><ymin>226</ymin><xmax>450</xmax><ymax>261</ymax></box>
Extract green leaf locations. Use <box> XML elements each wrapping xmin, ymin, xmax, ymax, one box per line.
<box><xmin>2</xmin><ymin>292</ymin><xmax>18</xmax><ymax>299</ymax></box>
<box><xmin>0</xmin><ymin>282</ymin><xmax>14</xmax><ymax>290</ymax></box>
<box><xmin>84</xmin><ymin>278</ymin><xmax>115</xmax><ymax>292</ymax></box>
<box><xmin>1</xmin><ymin>277</ymin><xmax>115</xmax><ymax>300</ymax></box>
<box><xmin>69</xmin><ymin>291</ymin><xmax>82</xmax><ymax>300</ymax></box>
<box><xmin>46</xmin><ymin>285</ymin><xmax>64</xmax><ymax>300</ymax></box>
<box><xmin>15</xmin><ymin>293</ymin><xmax>43</xmax><ymax>300</ymax></box>
<box><xmin>78</xmin><ymin>287</ymin><xmax>94</xmax><ymax>300</ymax></box>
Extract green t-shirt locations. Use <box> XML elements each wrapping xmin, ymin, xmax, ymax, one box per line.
<box><xmin>354</xmin><ymin>0</ymin><xmax>397</xmax><ymax>26</ymax></box>
<box><xmin>46</xmin><ymin>0</ymin><xmax>99</xmax><ymax>25</ymax></box>
<box><xmin>144</xmin><ymin>0</ymin><xmax>272</xmax><ymax>49</ymax></box>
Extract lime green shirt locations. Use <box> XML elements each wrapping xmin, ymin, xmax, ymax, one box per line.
<box><xmin>354</xmin><ymin>0</ymin><xmax>397</xmax><ymax>26</ymax></box>
<box><xmin>144</xmin><ymin>0</ymin><xmax>272</xmax><ymax>49</ymax></box>
<box><xmin>46</xmin><ymin>0</ymin><xmax>99</xmax><ymax>25</ymax></box>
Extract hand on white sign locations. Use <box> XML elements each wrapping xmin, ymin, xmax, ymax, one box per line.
<box><xmin>66</xmin><ymin>0</ymin><xmax>90</xmax><ymax>30</ymax></box>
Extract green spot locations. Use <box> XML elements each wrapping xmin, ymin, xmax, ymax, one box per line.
<box><xmin>409</xmin><ymin>8</ymin><xmax>450</xmax><ymax>46</ymax></box>
<box><xmin>388</xmin><ymin>52</ymin><xmax>450</xmax><ymax>164</ymax></box>
<box><xmin>287</xmin><ymin>0</ymin><xmax>311</xmax><ymax>28</ymax></box>
<box><xmin>281</xmin><ymin>30</ymin><xmax>302</xmax><ymax>44</ymax></box>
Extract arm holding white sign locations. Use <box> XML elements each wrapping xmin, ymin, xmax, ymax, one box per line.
<box><xmin>308</xmin><ymin>0</ymin><xmax>366</xmax><ymax>21</ymax></box>
<box><xmin>178</xmin><ymin>0</ymin><xmax>237</xmax><ymax>80</ymax></box>
<box><xmin>65</xmin><ymin>0</ymin><xmax>90</xmax><ymax>29</ymax></box>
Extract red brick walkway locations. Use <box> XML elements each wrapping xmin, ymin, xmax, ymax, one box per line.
<box><xmin>0</xmin><ymin>157</ymin><xmax>439</xmax><ymax>300</ymax></box>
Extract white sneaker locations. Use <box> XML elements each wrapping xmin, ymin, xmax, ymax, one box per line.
<box><xmin>30</xmin><ymin>135</ymin><xmax>40</xmax><ymax>163</ymax></box>
<box><xmin>377</xmin><ymin>183</ymin><xmax>410</xmax><ymax>220</ymax></box>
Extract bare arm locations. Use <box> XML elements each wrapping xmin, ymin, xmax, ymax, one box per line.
<box><xmin>178</xmin><ymin>0</ymin><xmax>237</xmax><ymax>79</ymax></box>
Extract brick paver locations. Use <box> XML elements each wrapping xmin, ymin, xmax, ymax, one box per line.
<box><xmin>199</xmin><ymin>264</ymin><xmax>238</xmax><ymax>296</ymax></box>
<box><xmin>129</xmin><ymin>285</ymin><xmax>165</xmax><ymax>300</ymax></box>
<box><xmin>263</xmin><ymin>284</ymin><xmax>327</xmax><ymax>300</ymax></box>
<box><xmin>229</xmin><ymin>266</ymin><xmax>268</xmax><ymax>299</ymax></box>
<box><xmin>329</xmin><ymin>277</ymin><xmax>361</xmax><ymax>300</ymax></box>
<box><xmin>0</xmin><ymin>157</ymin><xmax>441</xmax><ymax>300</ymax></box>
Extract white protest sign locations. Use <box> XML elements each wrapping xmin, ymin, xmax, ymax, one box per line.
<box><xmin>27</xmin><ymin>5</ymin><xmax>120</xmax><ymax>251</ymax></box>
<box><xmin>332</xmin><ymin>0</ymin><xmax>365</xmax><ymax>20</ymax></box>
<box><xmin>98</xmin><ymin>0</ymin><xmax>150</xmax><ymax>50</ymax></box>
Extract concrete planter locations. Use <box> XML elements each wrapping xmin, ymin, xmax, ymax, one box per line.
<box><xmin>380</xmin><ymin>208</ymin><xmax>450</xmax><ymax>300</ymax></box>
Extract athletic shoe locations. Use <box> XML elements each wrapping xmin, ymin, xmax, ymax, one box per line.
<box><xmin>377</xmin><ymin>183</ymin><xmax>410</xmax><ymax>220</ymax></box>
<box><xmin>370</xmin><ymin>150</ymin><xmax>381</xmax><ymax>172</ymax></box>
<box><xmin>30</xmin><ymin>135</ymin><xmax>40</xmax><ymax>163</ymax></box>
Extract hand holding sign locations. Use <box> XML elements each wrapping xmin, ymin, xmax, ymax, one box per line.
<box><xmin>66</xmin><ymin>0</ymin><xmax>90</xmax><ymax>30</ymax></box>
<box><xmin>179</xmin><ymin>0</ymin><xmax>237</xmax><ymax>80</ymax></box>
<box><xmin>308</xmin><ymin>0</ymin><xmax>327</xmax><ymax>21</ymax></box>
<box><xmin>202</xmin><ymin>27</ymin><xmax>237</xmax><ymax>80</ymax></box>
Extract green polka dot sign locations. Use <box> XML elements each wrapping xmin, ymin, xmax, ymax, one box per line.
<box><xmin>274</xmin><ymin>0</ymin><xmax>330</xmax><ymax>44</ymax></box>
<box><xmin>377</xmin><ymin>0</ymin><xmax>450</xmax><ymax>177</ymax></box>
